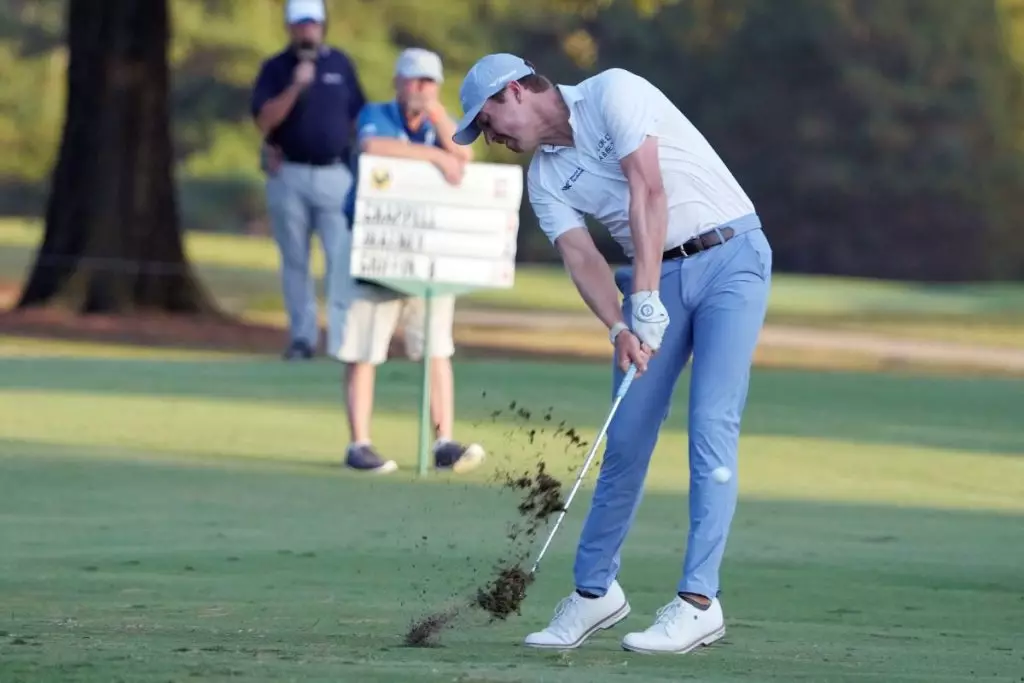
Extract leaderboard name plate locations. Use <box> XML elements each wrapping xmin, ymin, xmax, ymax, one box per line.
<box><xmin>350</xmin><ymin>154</ymin><xmax>524</xmax><ymax>292</ymax></box>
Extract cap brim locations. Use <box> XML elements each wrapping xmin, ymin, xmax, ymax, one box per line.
<box><xmin>397</xmin><ymin>70</ymin><xmax>443</xmax><ymax>83</ymax></box>
<box><xmin>453</xmin><ymin>100</ymin><xmax>485</xmax><ymax>145</ymax></box>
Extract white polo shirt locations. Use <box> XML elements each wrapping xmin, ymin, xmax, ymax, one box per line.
<box><xmin>526</xmin><ymin>68</ymin><xmax>756</xmax><ymax>258</ymax></box>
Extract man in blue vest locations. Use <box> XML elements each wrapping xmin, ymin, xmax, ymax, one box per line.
<box><xmin>251</xmin><ymin>0</ymin><xmax>366</xmax><ymax>360</ymax></box>
<box><xmin>327</xmin><ymin>48</ymin><xmax>485</xmax><ymax>474</ymax></box>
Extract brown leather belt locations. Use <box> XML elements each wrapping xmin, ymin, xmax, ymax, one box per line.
<box><xmin>662</xmin><ymin>226</ymin><xmax>736</xmax><ymax>261</ymax></box>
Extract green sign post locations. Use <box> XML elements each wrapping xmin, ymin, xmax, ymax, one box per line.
<box><xmin>371</xmin><ymin>278</ymin><xmax>481</xmax><ymax>477</ymax></box>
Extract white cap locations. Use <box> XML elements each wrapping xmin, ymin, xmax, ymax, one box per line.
<box><xmin>394</xmin><ymin>48</ymin><xmax>444</xmax><ymax>83</ymax></box>
<box><xmin>285</xmin><ymin>0</ymin><xmax>326</xmax><ymax>24</ymax></box>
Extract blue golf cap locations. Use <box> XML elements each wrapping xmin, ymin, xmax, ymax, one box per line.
<box><xmin>453</xmin><ymin>53</ymin><xmax>535</xmax><ymax>145</ymax></box>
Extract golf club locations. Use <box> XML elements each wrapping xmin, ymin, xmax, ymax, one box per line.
<box><xmin>529</xmin><ymin>363</ymin><xmax>639</xmax><ymax>576</ymax></box>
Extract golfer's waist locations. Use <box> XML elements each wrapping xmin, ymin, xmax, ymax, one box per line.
<box><xmin>662</xmin><ymin>213</ymin><xmax>761</xmax><ymax>261</ymax></box>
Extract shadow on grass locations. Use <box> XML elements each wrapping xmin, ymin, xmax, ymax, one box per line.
<box><xmin>1</xmin><ymin>356</ymin><xmax>1023</xmax><ymax>458</ymax></box>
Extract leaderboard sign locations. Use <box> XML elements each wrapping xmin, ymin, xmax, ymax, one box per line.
<box><xmin>350</xmin><ymin>154</ymin><xmax>524</xmax><ymax>291</ymax></box>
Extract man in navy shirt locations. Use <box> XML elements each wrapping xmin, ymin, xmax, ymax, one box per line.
<box><xmin>326</xmin><ymin>48</ymin><xmax>485</xmax><ymax>474</ymax></box>
<box><xmin>251</xmin><ymin>0</ymin><xmax>366</xmax><ymax>360</ymax></box>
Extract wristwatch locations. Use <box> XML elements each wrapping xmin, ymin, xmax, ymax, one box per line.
<box><xmin>608</xmin><ymin>321</ymin><xmax>629</xmax><ymax>345</ymax></box>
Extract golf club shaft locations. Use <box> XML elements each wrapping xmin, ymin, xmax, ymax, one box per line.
<box><xmin>529</xmin><ymin>364</ymin><xmax>638</xmax><ymax>575</ymax></box>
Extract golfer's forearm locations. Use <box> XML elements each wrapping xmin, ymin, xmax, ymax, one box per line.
<box><xmin>256</xmin><ymin>86</ymin><xmax>302</xmax><ymax>136</ymax></box>
<box><xmin>629</xmin><ymin>187</ymin><xmax>668</xmax><ymax>293</ymax></box>
<box><xmin>561</xmin><ymin>247</ymin><xmax>624</xmax><ymax>331</ymax></box>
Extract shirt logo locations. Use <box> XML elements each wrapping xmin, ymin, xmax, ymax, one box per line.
<box><xmin>561</xmin><ymin>167</ymin><xmax>584</xmax><ymax>191</ymax></box>
<box><xmin>322</xmin><ymin>72</ymin><xmax>344</xmax><ymax>84</ymax></box>
<box><xmin>596</xmin><ymin>133</ymin><xmax>614</xmax><ymax>161</ymax></box>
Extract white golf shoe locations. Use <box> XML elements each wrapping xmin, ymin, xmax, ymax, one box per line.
<box><xmin>621</xmin><ymin>596</ymin><xmax>726</xmax><ymax>654</ymax></box>
<box><xmin>523</xmin><ymin>580</ymin><xmax>631</xmax><ymax>649</ymax></box>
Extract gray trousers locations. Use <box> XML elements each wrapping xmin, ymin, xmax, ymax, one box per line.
<box><xmin>265</xmin><ymin>162</ymin><xmax>353</xmax><ymax>348</ymax></box>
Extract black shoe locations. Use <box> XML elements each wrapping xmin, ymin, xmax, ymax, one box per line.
<box><xmin>433</xmin><ymin>440</ymin><xmax>486</xmax><ymax>473</ymax></box>
<box><xmin>344</xmin><ymin>443</ymin><xmax>398</xmax><ymax>474</ymax></box>
<box><xmin>283</xmin><ymin>340</ymin><xmax>314</xmax><ymax>360</ymax></box>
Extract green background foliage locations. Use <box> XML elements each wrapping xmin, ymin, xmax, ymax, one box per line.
<box><xmin>1</xmin><ymin>0</ymin><xmax>1023</xmax><ymax>278</ymax></box>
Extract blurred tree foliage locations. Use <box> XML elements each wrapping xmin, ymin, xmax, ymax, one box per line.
<box><xmin>0</xmin><ymin>0</ymin><xmax>1022</xmax><ymax>279</ymax></box>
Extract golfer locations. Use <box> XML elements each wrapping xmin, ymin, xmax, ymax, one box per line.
<box><xmin>452</xmin><ymin>55</ymin><xmax>772</xmax><ymax>654</ymax></box>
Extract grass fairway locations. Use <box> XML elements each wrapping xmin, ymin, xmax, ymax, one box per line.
<box><xmin>1</xmin><ymin>343</ymin><xmax>1023</xmax><ymax>682</ymax></box>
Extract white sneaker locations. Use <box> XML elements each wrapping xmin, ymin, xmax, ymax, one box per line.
<box><xmin>523</xmin><ymin>580</ymin><xmax>631</xmax><ymax>650</ymax></box>
<box><xmin>621</xmin><ymin>596</ymin><xmax>726</xmax><ymax>654</ymax></box>
<box><xmin>433</xmin><ymin>440</ymin><xmax>486</xmax><ymax>474</ymax></box>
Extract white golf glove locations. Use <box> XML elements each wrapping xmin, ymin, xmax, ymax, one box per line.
<box><xmin>629</xmin><ymin>290</ymin><xmax>669</xmax><ymax>351</ymax></box>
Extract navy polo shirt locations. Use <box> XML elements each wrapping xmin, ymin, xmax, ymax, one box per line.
<box><xmin>343</xmin><ymin>100</ymin><xmax>447</xmax><ymax>223</ymax></box>
<box><xmin>251</xmin><ymin>46</ymin><xmax>366</xmax><ymax>164</ymax></box>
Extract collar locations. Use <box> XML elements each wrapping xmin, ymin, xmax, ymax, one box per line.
<box><xmin>540</xmin><ymin>84</ymin><xmax>584</xmax><ymax>154</ymax></box>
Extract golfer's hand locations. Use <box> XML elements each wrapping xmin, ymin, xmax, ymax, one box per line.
<box><xmin>629</xmin><ymin>290</ymin><xmax>669</xmax><ymax>352</ymax></box>
<box><xmin>614</xmin><ymin>330</ymin><xmax>651</xmax><ymax>376</ymax></box>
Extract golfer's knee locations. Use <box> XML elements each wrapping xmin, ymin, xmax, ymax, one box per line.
<box><xmin>595</xmin><ymin>453</ymin><xmax>647</xmax><ymax>495</ymax></box>
<box><xmin>689</xmin><ymin>414</ymin><xmax>740</xmax><ymax>462</ymax></box>
<box><xmin>279</xmin><ymin>246</ymin><xmax>309</xmax><ymax>272</ymax></box>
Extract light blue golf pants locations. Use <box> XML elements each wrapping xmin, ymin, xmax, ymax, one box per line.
<box><xmin>574</xmin><ymin>214</ymin><xmax>772</xmax><ymax>600</ymax></box>
<box><xmin>265</xmin><ymin>162</ymin><xmax>353</xmax><ymax>349</ymax></box>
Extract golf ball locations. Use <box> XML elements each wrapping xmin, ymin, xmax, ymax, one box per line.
<box><xmin>710</xmin><ymin>466</ymin><xmax>732</xmax><ymax>484</ymax></box>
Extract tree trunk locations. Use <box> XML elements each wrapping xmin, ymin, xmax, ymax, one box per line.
<box><xmin>16</xmin><ymin>0</ymin><xmax>218</xmax><ymax>315</ymax></box>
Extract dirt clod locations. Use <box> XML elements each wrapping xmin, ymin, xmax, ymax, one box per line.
<box><xmin>403</xmin><ymin>607</ymin><xmax>460</xmax><ymax>648</ymax></box>
<box><xmin>475</xmin><ymin>566</ymin><xmax>534</xmax><ymax>619</ymax></box>
<box><xmin>507</xmin><ymin>462</ymin><xmax>565</xmax><ymax>521</ymax></box>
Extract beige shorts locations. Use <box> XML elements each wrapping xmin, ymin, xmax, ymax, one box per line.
<box><xmin>331</xmin><ymin>283</ymin><xmax>456</xmax><ymax>365</ymax></box>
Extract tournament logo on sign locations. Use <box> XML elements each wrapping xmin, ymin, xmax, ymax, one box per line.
<box><xmin>371</xmin><ymin>167</ymin><xmax>392</xmax><ymax>190</ymax></box>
